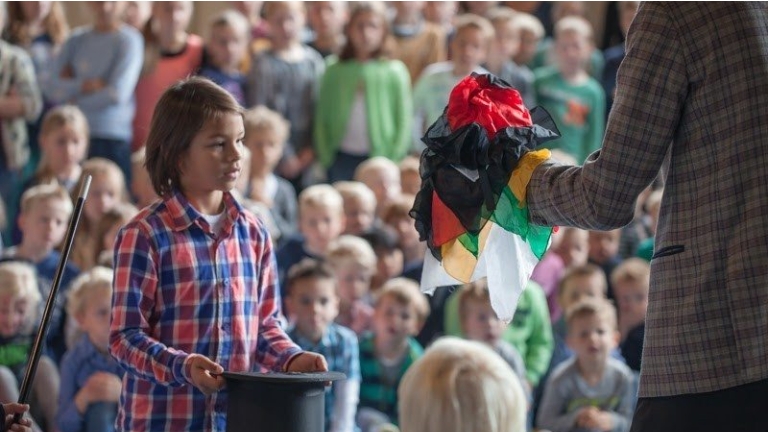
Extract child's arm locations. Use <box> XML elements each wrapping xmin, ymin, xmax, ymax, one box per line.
<box><xmin>391</xmin><ymin>61</ymin><xmax>414</xmax><ymax>162</ymax></box>
<box><xmin>74</xmin><ymin>31</ymin><xmax>143</xmax><ymax>111</ymax></box>
<box><xmin>0</xmin><ymin>50</ymin><xmax>42</xmax><ymax>122</ymax></box>
<box><xmin>110</xmin><ymin>225</ymin><xmax>200</xmax><ymax>387</ymax></box>
<box><xmin>252</xmin><ymin>227</ymin><xmax>303</xmax><ymax>370</ymax></box>
<box><xmin>43</xmin><ymin>35</ymin><xmax>83</xmax><ymax>104</ymax></box>
<box><xmin>522</xmin><ymin>282</ymin><xmax>554</xmax><ymax>386</ymax></box>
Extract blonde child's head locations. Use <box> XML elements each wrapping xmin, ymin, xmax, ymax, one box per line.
<box><xmin>145</xmin><ymin>76</ymin><xmax>244</xmax><ymax>198</ymax></box>
<box><xmin>511</xmin><ymin>12</ymin><xmax>543</xmax><ymax>66</ymax></box>
<box><xmin>424</xmin><ymin>1</ymin><xmax>458</xmax><ymax>30</ymax></box>
<box><xmin>75</xmin><ymin>158</ymin><xmax>128</xmax><ymax>229</ymax></box>
<box><xmin>553</xmin><ymin>16</ymin><xmax>594</xmax><ymax>76</ymax></box>
<box><xmin>399</xmin><ymin>155</ymin><xmax>421</xmax><ymax>196</ymax></box>
<box><xmin>565</xmin><ymin>297</ymin><xmax>619</xmax><ymax>365</ymax></box>
<box><xmin>93</xmin><ymin>203</ymin><xmax>139</xmax><ymax>268</ymax></box>
<box><xmin>37</xmin><ymin>105</ymin><xmax>89</xmax><ymax>185</ymax></box>
<box><xmin>244</xmin><ymin>105</ymin><xmax>289</xmax><ymax>176</ymax></box>
<box><xmin>130</xmin><ymin>146</ymin><xmax>159</xmax><ymax>209</ymax></box>
<box><xmin>553</xmin><ymin>226</ymin><xmax>589</xmax><ymax>268</ymax></box>
<box><xmin>326</xmin><ymin>235</ymin><xmax>377</xmax><ymax>308</ymax></box>
<box><xmin>458</xmin><ymin>279</ymin><xmax>506</xmax><ymax>347</ymax></box>
<box><xmin>285</xmin><ymin>258</ymin><xmax>339</xmax><ymax>342</ymax></box>
<box><xmin>66</xmin><ymin>266</ymin><xmax>114</xmax><ymax>350</ymax></box>
<box><xmin>0</xmin><ymin>261</ymin><xmax>41</xmax><ymax>337</ymax></box>
<box><xmin>339</xmin><ymin>1</ymin><xmax>394</xmax><ymax>61</ymax></box>
<box><xmin>206</xmin><ymin>9</ymin><xmax>250</xmax><ymax>72</ymax></box>
<box><xmin>373</xmin><ymin>278</ymin><xmax>430</xmax><ymax>342</ymax></box>
<box><xmin>18</xmin><ymin>183</ymin><xmax>74</xmax><ymax>254</ymax></box>
<box><xmin>487</xmin><ymin>7</ymin><xmax>520</xmax><ymax>59</ymax></box>
<box><xmin>398</xmin><ymin>337</ymin><xmax>527</xmax><ymax>432</ymax></box>
<box><xmin>611</xmin><ymin>258</ymin><xmax>650</xmax><ymax>332</ymax></box>
<box><xmin>333</xmin><ymin>181</ymin><xmax>377</xmax><ymax>235</ymax></box>
<box><xmin>298</xmin><ymin>184</ymin><xmax>346</xmax><ymax>256</ymax></box>
<box><xmin>450</xmin><ymin>13</ymin><xmax>494</xmax><ymax>74</ymax></box>
<box><xmin>558</xmin><ymin>264</ymin><xmax>607</xmax><ymax>314</ymax></box>
<box><xmin>354</xmin><ymin>156</ymin><xmax>401</xmax><ymax>215</ymax></box>
<box><xmin>262</xmin><ymin>1</ymin><xmax>305</xmax><ymax>47</ymax></box>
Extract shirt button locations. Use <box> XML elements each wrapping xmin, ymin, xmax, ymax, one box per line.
<box><xmin>222</xmin><ymin>278</ymin><xmax>230</xmax><ymax>287</ymax></box>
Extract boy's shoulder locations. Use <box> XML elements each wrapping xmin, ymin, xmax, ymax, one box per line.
<box><xmin>605</xmin><ymin>356</ymin><xmax>635</xmax><ymax>382</ymax></box>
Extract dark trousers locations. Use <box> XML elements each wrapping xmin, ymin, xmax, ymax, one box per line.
<box><xmin>630</xmin><ymin>378</ymin><xmax>768</xmax><ymax>432</ymax></box>
<box><xmin>84</xmin><ymin>401</ymin><xmax>118</xmax><ymax>432</ymax></box>
<box><xmin>327</xmin><ymin>151</ymin><xmax>369</xmax><ymax>183</ymax></box>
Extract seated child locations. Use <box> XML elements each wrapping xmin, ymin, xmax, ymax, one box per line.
<box><xmin>333</xmin><ymin>181</ymin><xmax>377</xmax><ymax>236</ymax></box>
<box><xmin>57</xmin><ymin>267</ymin><xmax>124</xmax><ymax>432</ymax></box>
<box><xmin>357</xmin><ymin>278</ymin><xmax>429</xmax><ymax>432</ymax></box>
<box><xmin>381</xmin><ymin>195</ymin><xmax>425</xmax><ymax>273</ymax></box>
<box><xmin>360</xmin><ymin>226</ymin><xmax>404</xmax><ymax>294</ymax></box>
<box><xmin>326</xmin><ymin>235</ymin><xmax>377</xmax><ymax>336</ymax></box>
<box><xmin>92</xmin><ymin>203</ymin><xmax>139</xmax><ymax>268</ymax></box>
<box><xmin>276</xmin><ymin>184</ymin><xmax>346</xmax><ymax>289</ymax></box>
<box><xmin>485</xmin><ymin>7</ymin><xmax>536</xmax><ymax>107</ymax></box>
<box><xmin>285</xmin><ymin>259</ymin><xmax>360</xmax><ymax>432</ymax></box>
<box><xmin>354</xmin><ymin>157</ymin><xmax>402</xmax><ymax>219</ymax></box>
<box><xmin>611</xmin><ymin>258</ymin><xmax>650</xmax><ymax>372</ymax></box>
<box><xmin>398</xmin><ymin>156</ymin><xmax>421</xmax><ymax>197</ymax></box>
<box><xmin>457</xmin><ymin>282</ymin><xmax>528</xmax><ymax>396</ymax></box>
<box><xmin>588</xmin><ymin>229</ymin><xmax>623</xmax><ymax>299</ymax></box>
<box><xmin>553</xmin><ymin>226</ymin><xmax>589</xmax><ymax>269</ymax></box>
<box><xmin>537</xmin><ymin>298</ymin><xmax>635</xmax><ymax>432</ymax></box>
<box><xmin>398</xmin><ymin>337</ymin><xmax>527</xmax><ymax>432</ymax></box>
<box><xmin>0</xmin><ymin>261</ymin><xmax>57</xmax><ymax>432</ymax></box>
<box><xmin>2</xmin><ymin>183</ymin><xmax>80</xmax><ymax>365</ymax></box>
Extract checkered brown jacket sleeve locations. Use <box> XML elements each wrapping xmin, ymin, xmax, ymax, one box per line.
<box><xmin>528</xmin><ymin>2</ymin><xmax>768</xmax><ymax>398</ymax></box>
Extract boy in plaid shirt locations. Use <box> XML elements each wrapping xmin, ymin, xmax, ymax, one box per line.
<box><xmin>110</xmin><ymin>77</ymin><xmax>327</xmax><ymax>432</ymax></box>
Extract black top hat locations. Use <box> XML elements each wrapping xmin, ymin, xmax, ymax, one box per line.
<box><xmin>223</xmin><ymin>371</ymin><xmax>346</xmax><ymax>432</ymax></box>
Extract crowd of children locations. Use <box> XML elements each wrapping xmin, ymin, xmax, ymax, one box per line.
<box><xmin>0</xmin><ymin>2</ymin><xmax>657</xmax><ymax>432</ymax></box>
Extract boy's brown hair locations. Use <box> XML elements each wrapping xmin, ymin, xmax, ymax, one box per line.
<box><xmin>381</xmin><ymin>194</ymin><xmax>415</xmax><ymax>224</ymax></box>
<box><xmin>457</xmin><ymin>279</ymin><xmax>492</xmax><ymax>321</ymax></box>
<box><xmin>285</xmin><ymin>258</ymin><xmax>337</xmax><ymax>296</ymax></box>
<box><xmin>145</xmin><ymin>76</ymin><xmax>243</xmax><ymax>197</ymax></box>
<box><xmin>565</xmin><ymin>297</ymin><xmax>617</xmax><ymax>331</ymax></box>
<box><xmin>375</xmin><ymin>277</ymin><xmax>430</xmax><ymax>325</ymax></box>
<box><xmin>558</xmin><ymin>263</ymin><xmax>607</xmax><ymax>298</ymax></box>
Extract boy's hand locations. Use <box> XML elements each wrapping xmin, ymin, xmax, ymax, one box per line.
<box><xmin>576</xmin><ymin>407</ymin><xmax>613</xmax><ymax>431</ymax></box>
<box><xmin>81</xmin><ymin>78</ymin><xmax>105</xmax><ymax>93</ymax></box>
<box><xmin>187</xmin><ymin>354</ymin><xmax>225</xmax><ymax>396</ymax></box>
<box><xmin>285</xmin><ymin>352</ymin><xmax>328</xmax><ymax>373</ymax></box>
<box><xmin>3</xmin><ymin>403</ymin><xmax>32</xmax><ymax>432</ymax></box>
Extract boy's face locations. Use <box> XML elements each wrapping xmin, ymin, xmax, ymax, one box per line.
<box><xmin>516</xmin><ymin>29</ymin><xmax>540</xmax><ymax>65</ymax></box>
<box><xmin>360</xmin><ymin>169</ymin><xmax>401</xmax><ymax>211</ymax></box>
<box><xmin>299</xmin><ymin>205</ymin><xmax>345</xmax><ymax>255</ymax></box>
<box><xmin>387</xmin><ymin>215</ymin><xmax>420</xmax><ymax>251</ymax></box>
<box><xmin>208</xmin><ymin>24</ymin><xmax>247</xmax><ymax>71</ymax></box>
<box><xmin>560</xmin><ymin>274</ymin><xmax>605</xmax><ymax>312</ymax></box>
<box><xmin>554</xmin><ymin>30</ymin><xmax>592</xmax><ymax>75</ymax></box>
<box><xmin>614</xmin><ymin>280</ymin><xmax>648</xmax><ymax>330</ymax></box>
<box><xmin>0</xmin><ymin>295</ymin><xmax>32</xmax><ymax>338</ymax></box>
<box><xmin>268</xmin><ymin>3</ymin><xmax>305</xmax><ymax>45</ymax></box>
<box><xmin>347</xmin><ymin>10</ymin><xmax>385</xmax><ymax>60</ymax></box>
<box><xmin>179</xmin><ymin>112</ymin><xmax>245</xmax><ymax>206</ymax></box>
<box><xmin>342</xmin><ymin>197</ymin><xmax>375</xmax><ymax>235</ymax></box>
<box><xmin>400</xmin><ymin>170</ymin><xmax>421</xmax><ymax>196</ymax></box>
<box><xmin>154</xmin><ymin>1</ymin><xmax>192</xmax><ymax>33</ymax></box>
<box><xmin>307</xmin><ymin>1</ymin><xmax>346</xmax><ymax>37</ymax></box>
<box><xmin>246</xmin><ymin>128</ymin><xmax>284</xmax><ymax>174</ymax></box>
<box><xmin>461</xmin><ymin>299</ymin><xmax>506</xmax><ymax>346</ymax></box>
<box><xmin>86</xmin><ymin>171</ymin><xmax>124</xmax><ymax>223</ymax></box>
<box><xmin>493</xmin><ymin>21</ymin><xmax>520</xmax><ymax>59</ymax></box>
<box><xmin>287</xmin><ymin>277</ymin><xmax>338</xmax><ymax>342</ymax></box>
<box><xmin>334</xmin><ymin>264</ymin><xmax>372</xmax><ymax>306</ymax></box>
<box><xmin>451</xmin><ymin>26</ymin><xmax>488</xmax><ymax>73</ymax></box>
<box><xmin>19</xmin><ymin>198</ymin><xmax>70</xmax><ymax>253</ymax></box>
<box><xmin>373</xmin><ymin>295</ymin><xmax>419</xmax><ymax>346</ymax></box>
<box><xmin>555</xmin><ymin>231</ymin><xmax>589</xmax><ymax>268</ymax></box>
<box><xmin>77</xmin><ymin>290</ymin><xmax>112</xmax><ymax>350</ymax></box>
<box><xmin>376</xmin><ymin>248</ymin><xmax>404</xmax><ymax>285</ymax></box>
<box><xmin>567</xmin><ymin>313</ymin><xmax>618</xmax><ymax>365</ymax></box>
<box><xmin>588</xmin><ymin>230</ymin><xmax>621</xmax><ymax>265</ymax></box>
<box><xmin>40</xmin><ymin>125</ymin><xmax>88</xmax><ymax>176</ymax></box>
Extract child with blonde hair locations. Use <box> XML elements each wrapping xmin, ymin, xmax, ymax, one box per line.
<box><xmin>28</xmin><ymin>105</ymin><xmax>89</xmax><ymax>192</ymax></box>
<box><xmin>333</xmin><ymin>181</ymin><xmax>377</xmax><ymax>236</ymax></box>
<box><xmin>276</xmin><ymin>184</ymin><xmax>346</xmax><ymax>289</ymax></box>
<box><xmin>354</xmin><ymin>156</ymin><xmax>402</xmax><ymax>218</ymax></box>
<box><xmin>69</xmin><ymin>158</ymin><xmax>129</xmax><ymax>272</ymax></box>
<box><xmin>3</xmin><ymin>184</ymin><xmax>79</xmax><ymax>365</ymax></box>
<box><xmin>326</xmin><ymin>235</ymin><xmax>377</xmax><ymax>335</ymax></box>
<box><xmin>0</xmin><ymin>261</ymin><xmax>58</xmax><ymax>432</ymax></box>
<box><xmin>511</xmin><ymin>12</ymin><xmax>544</xmax><ymax>68</ymax></box>
<box><xmin>199</xmin><ymin>9</ymin><xmax>250</xmax><ymax>105</ymax></box>
<box><xmin>398</xmin><ymin>337</ymin><xmax>527</xmax><ymax>432</ymax></box>
<box><xmin>58</xmin><ymin>267</ymin><xmax>123</xmax><ymax>432</ymax></box>
<box><xmin>358</xmin><ymin>278</ymin><xmax>429</xmax><ymax>431</ymax></box>
<box><xmin>243</xmin><ymin>106</ymin><xmax>298</xmax><ymax>244</ymax></box>
<box><xmin>537</xmin><ymin>298</ymin><xmax>635</xmax><ymax>432</ymax></box>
